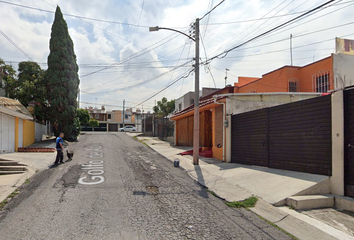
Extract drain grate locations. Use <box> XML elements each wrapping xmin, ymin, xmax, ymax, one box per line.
<box><xmin>146</xmin><ymin>186</ymin><xmax>159</xmax><ymax>195</ymax></box>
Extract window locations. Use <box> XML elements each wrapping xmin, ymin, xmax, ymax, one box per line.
<box><xmin>191</xmin><ymin>99</ymin><xmax>194</xmax><ymax>105</ymax></box>
<box><xmin>95</xmin><ymin>114</ymin><xmax>99</xmax><ymax>119</ymax></box>
<box><xmin>288</xmin><ymin>79</ymin><xmax>299</xmax><ymax>92</ymax></box>
<box><xmin>108</xmin><ymin>114</ymin><xmax>111</xmax><ymax>119</ymax></box>
<box><xmin>125</xmin><ymin>114</ymin><xmax>128</xmax><ymax>119</ymax></box>
<box><xmin>315</xmin><ymin>74</ymin><xmax>329</xmax><ymax>93</ymax></box>
<box><xmin>179</xmin><ymin>103</ymin><xmax>182</xmax><ymax>111</ymax></box>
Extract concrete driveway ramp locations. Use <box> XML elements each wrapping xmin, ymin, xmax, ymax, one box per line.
<box><xmin>200</xmin><ymin>163</ymin><xmax>330</xmax><ymax>205</ymax></box>
<box><xmin>286</xmin><ymin>195</ymin><xmax>334</xmax><ymax>210</ymax></box>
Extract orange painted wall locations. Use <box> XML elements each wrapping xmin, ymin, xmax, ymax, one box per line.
<box><xmin>114</xmin><ymin>111</ymin><xmax>122</xmax><ymax>122</ymax></box>
<box><xmin>234</xmin><ymin>77</ymin><xmax>260</xmax><ymax>88</ymax></box>
<box><xmin>211</xmin><ymin>105</ymin><xmax>223</xmax><ymax>161</ymax></box>
<box><xmin>236</xmin><ymin>66</ymin><xmax>300</xmax><ymax>93</ymax></box>
<box><xmin>23</xmin><ymin>120</ymin><xmax>35</xmax><ymax>147</ymax></box>
<box><xmin>235</xmin><ymin>56</ymin><xmax>333</xmax><ymax>93</ymax></box>
<box><xmin>299</xmin><ymin>56</ymin><xmax>333</xmax><ymax>92</ymax></box>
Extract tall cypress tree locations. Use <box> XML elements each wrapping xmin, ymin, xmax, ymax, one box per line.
<box><xmin>46</xmin><ymin>6</ymin><xmax>80</xmax><ymax>140</ymax></box>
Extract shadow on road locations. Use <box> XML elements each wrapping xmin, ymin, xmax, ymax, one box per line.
<box><xmin>194</xmin><ymin>165</ymin><xmax>208</xmax><ymax>198</ymax></box>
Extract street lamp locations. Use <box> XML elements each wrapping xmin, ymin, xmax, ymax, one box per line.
<box><xmin>149</xmin><ymin>19</ymin><xmax>200</xmax><ymax>165</ymax></box>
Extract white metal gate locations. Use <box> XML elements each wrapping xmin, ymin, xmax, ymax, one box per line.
<box><xmin>18</xmin><ymin>119</ymin><xmax>23</xmax><ymax>148</ymax></box>
<box><xmin>0</xmin><ymin>113</ymin><xmax>15</xmax><ymax>152</ymax></box>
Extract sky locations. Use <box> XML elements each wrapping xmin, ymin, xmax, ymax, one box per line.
<box><xmin>0</xmin><ymin>0</ymin><xmax>353</xmax><ymax>111</ymax></box>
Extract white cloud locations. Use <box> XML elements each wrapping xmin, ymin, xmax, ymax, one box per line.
<box><xmin>0</xmin><ymin>0</ymin><xmax>353</xmax><ymax>110</ymax></box>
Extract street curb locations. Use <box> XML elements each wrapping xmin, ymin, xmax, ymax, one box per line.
<box><xmin>129</xmin><ymin>134</ymin><xmax>354</xmax><ymax>240</ymax></box>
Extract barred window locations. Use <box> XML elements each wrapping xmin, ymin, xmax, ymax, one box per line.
<box><xmin>315</xmin><ymin>74</ymin><xmax>329</xmax><ymax>93</ymax></box>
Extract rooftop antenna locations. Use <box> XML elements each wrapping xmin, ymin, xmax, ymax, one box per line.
<box><xmin>290</xmin><ymin>34</ymin><xmax>293</xmax><ymax>66</ymax></box>
<box><xmin>225</xmin><ymin>68</ymin><xmax>229</xmax><ymax>86</ymax></box>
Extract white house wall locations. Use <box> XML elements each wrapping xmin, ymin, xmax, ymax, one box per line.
<box><xmin>0</xmin><ymin>113</ymin><xmax>15</xmax><ymax>152</ymax></box>
<box><xmin>35</xmin><ymin>122</ymin><xmax>47</xmax><ymax>142</ymax></box>
<box><xmin>18</xmin><ymin>119</ymin><xmax>23</xmax><ymax>148</ymax></box>
<box><xmin>333</xmin><ymin>53</ymin><xmax>354</xmax><ymax>89</ymax></box>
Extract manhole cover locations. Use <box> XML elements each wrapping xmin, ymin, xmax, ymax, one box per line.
<box><xmin>146</xmin><ymin>186</ymin><xmax>159</xmax><ymax>195</ymax></box>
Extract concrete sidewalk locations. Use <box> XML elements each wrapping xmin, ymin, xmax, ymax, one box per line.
<box><xmin>129</xmin><ymin>133</ymin><xmax>354</xmax><ymax>240</ymax></box>
<box><xmin>0</xmin><ymin>137</ymin><xmax>66</xmax><ymax>207</ymax></box>
<box><xmin>0</xmin><ymin>152</ymin><xmax>55</xmax><ymax>207</ymax></box>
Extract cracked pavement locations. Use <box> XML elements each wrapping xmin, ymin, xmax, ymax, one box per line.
<box><xmin>0</xmin><ymin>132</ymin><xmax>291</xmax><ymax>239</ymax></box>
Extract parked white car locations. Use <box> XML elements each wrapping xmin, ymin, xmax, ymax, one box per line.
<box><xmin>118</xmin><ymin>125</ymin><xmax>136</xmax><ymax>132</ymax></box>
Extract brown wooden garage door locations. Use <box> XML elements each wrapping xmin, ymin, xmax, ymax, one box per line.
<box><xmin>108</xmin><ymin>123</ymin><xmax>118</xmax><ymax>131</ymax></box>
<box><xmin>231</xmin><ymin>95</ymin><xmax>332</xmax><ymax>176</ymax></box>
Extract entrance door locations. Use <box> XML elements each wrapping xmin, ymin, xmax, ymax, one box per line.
<box><xmin>345</xmin><ymin>88</ymin><xmax>354</xmax><ymax>197</ymax></box>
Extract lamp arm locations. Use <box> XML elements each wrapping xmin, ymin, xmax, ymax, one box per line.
<box><xmin>153</xmin><ymin>27</ymin><xmax>195</xmax><ymax>42</ymax></box>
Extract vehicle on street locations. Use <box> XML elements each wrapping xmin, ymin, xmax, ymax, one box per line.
<box><xmin>118</xmin><ymin>125</ymin><xmax>136</xmax><ymax>132</ymax></box>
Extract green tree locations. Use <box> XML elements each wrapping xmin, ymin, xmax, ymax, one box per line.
<box><xmin>17</xmin><ymin>61</ymin><xmax>45</xmax><ymax>106</ymax></box>
<box><xmin>17</xmin><ymin>61</ymin><xmax>48</xmax><ymax>122</ymax></box>
<box><xmin>77</xmin><ymin>109</ymin><xmax>90</xmax><ymax>125</ymax></box>
<box><xmin>153</xmin><ymin>97</ymin><xmax>175</xmax><ymax>118</ymax></box>
<box><xmin>46</xmin><ymin>6</ymin><xmax>80</xmax><ymax>141</ymax></box>
<box><xmin>89</xmin><ymin>118</ymin><xmax>99</xmax><ymax>131</ymax></box>
<box><xmin>0</xmin><ymin>58</ymin><xmax>18</xmax><ymax>98</ymax></box>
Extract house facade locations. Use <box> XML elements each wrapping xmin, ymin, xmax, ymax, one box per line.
<box><xmin>106</xmin><ymin>108</ymin><xmax>135</xmax><ymax>131</ymax></box>
<box><xmin>0</xmin><ymin>97</ymin><xmax>34</xmax><ymax>152</ymax></box>
<box><xmin>171</xmin><ymin>53</ymin><xmax>354</xmax><ymax>161</ymax></box>
<box><xmin>234</xmin><ymin>53</ymin><xmax>354</xmax><ymax>94</ymax></box>
<box><xmin>175</xmin><ymin>88</ymin><xmax>220</xmax><ymax>113</ymax></box>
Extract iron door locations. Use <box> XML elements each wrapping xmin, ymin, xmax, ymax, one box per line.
<box><xmin>345</xmin><ymin>88</ymin><xmax>354</xmax><ymax>197</ymax></box>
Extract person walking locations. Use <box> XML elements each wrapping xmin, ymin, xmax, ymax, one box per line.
<box><xmin>54</xmin><ymin>132</ymin><xmax>64</xmax><ymax>165</ymax></box>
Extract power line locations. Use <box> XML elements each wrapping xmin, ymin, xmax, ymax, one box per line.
<box><xmin>79</xmin><ymin>101</ymin><xmax>154</xmax><ymax>110</ymax></box>
<box><xmin>218</xmin><ymin>32</ymin><xmax>354</xmax><ymax>61</ymax></box>
<box><xmin>231</xmin><ymin>0</ymin><xmax>294</xmax><ymax>52</ymax></box>
<box><xmin>123</xmin><ymin>0</ymin><xmax>146</xmax><ymax>83</ymax></box>
<box><xmin>79</xmin><ymin>31</ymin><xmax>184</xmax><ymax>78</ymax></box>
<box><xmin>133</xmin><ymin>68</ymin><xmax>195</xmax><ymax>107</ymax></box>
<box><xmin>179</xmin><ymin>41</ymin><xmax>193</xmax><ymax>96</ymax></box>
<box><xmin>162</xmin><ymin>41</ymin><xmax>188</xmax><ymax>96</ymax></box>
<box><xmin>200</xmin><ymin>0</ymin><xmax>225</xmax><ymax>21</ymax></box>
<box><xmin>220</xmin><ymin>20</ymin><xmax>354</xmax><ymax>54</ymax></box>
<box><xmin>0</xmin><ymin>0</ymin><xmax>151</xmax><ymax>28</ymax></box>
<box><xmin>202</xmin><ymin>0</ymin><xmax>214</xmax><ymax>39</ymax></box>
<box><xmin>204</xmin><ymin>0</ymin><xmax>354</xmax><ymax>25</ymax></box>
<box><xmin>200</xmin><ymin>33</ymin><xmax>216</xmax><ymax>88</ymax></box>
<box><xmin>250</xmin><ymin>0</ymin><xmax>354</xmax><ymax>45</ymax></box>
<box><xmin>0</xmin><ymin>28</ymin><xmax>34</xmax><ymax>61</ymax></box>
<box><xmin>82</xmin><ymin>60</ymin><xmax>193</xmax><ymax>94</ymax></box>
<box><xmin>203</xmin><ymin>0</ymin><xmax>337</xmax><ymax>65</ymax></box>
<box><xmin>80</xmin><ymin>43</ymin><xmax>194</xmax><ymax>92</ymax></box>
<box><xmin>209</xmin><ymin>0</ymin><xmax>291</xmax><ymax>56</ymax></box>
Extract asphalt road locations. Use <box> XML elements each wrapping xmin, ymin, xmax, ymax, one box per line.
<box><xmin>0</xmin><ymin>132</ymin><xmax>291</xmax><ymax>240</ymax></box>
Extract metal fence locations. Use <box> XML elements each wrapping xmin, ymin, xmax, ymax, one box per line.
<box><xmin>154</xmin><ymin>118</ymin><xmax>174</xmax><ymax>142</ymax></box>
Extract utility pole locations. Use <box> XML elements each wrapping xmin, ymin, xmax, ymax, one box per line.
<box><xmin>153</xmin><ymin>100</ymin><xmax>156</xmax><ymax>137</ymax></box>
<box><xmin>193</xmin><ymin>18</ymin><xmax>200</xmax><ymax>165</ymax></box>
<box><xmin>290</xmin><ymin>34</ymin><xmax>293</xmax><ymax>66</ymax></box>
<box><xmin>122</xmin><ymin>99</ymin><xmax>125</xmax><ymax>128</ymax></box>
<box><xmin>142</xmin><ymin>105</ymin><xmax>145</xmax><ymax>134</ymax></box>
<box><xmin>225</xmin><ymin>68</ymin><xmax>229</xmax><ymax>87</ymax></box>
<box><xmin>148</xmin><ymin>18</ymin><xmax>200</xmax><ymax>165</ymax></box>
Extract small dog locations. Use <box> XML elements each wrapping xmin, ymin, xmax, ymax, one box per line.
<box><xmin>66</xmin><ymin>150</ymin><xmax>74</xmax><ymax>161</ymax></box>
